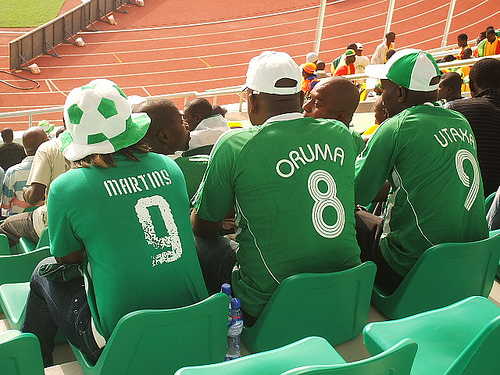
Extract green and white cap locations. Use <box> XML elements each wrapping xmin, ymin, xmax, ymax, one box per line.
<box><xmin>366</xmin><ymin>49</ymin><xmax>441</xmax><ymax>92</ymax></box>
<box><xmin>60</xmin><ymin>79</ymin><xmax>150</xmax><ymax>161</ymax></box>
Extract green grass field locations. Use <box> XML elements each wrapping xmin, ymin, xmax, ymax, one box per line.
<box><xmin>0</xmin><ymin>0</ymin><xmax>65</xmax><ymax>28</ymax></box>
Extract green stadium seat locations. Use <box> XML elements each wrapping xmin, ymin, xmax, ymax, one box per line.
<box><xmin>364</xmin><ymin>296</ymin><xmax>500</xmax><ymax>375</ymax></box>
<box><xmin>242</xmin><ymin>262</ymin><xmax>376</xmax><ymax>353</ymax></box>
<box><xmin>18</xmin><ymin>228</ymin><xmax>49</xmax><ymax>254</ymax></box>
<box><xmin>372</xmin><ymin>234</ymin><xmax>500</xmax><ymax>319</ymax></box>
<box><xmin>0</xmin><ymin>282</ymin><xmax>30</xmax><ymax>330</ymax></box>
<box><xmin>0</xmin><ymin>330</ymin><xmax>44</xmax><ymax>375</ymax></box>
<box><xmin>71</xmin><ymin>293</ymin><xmax>228</xmax><ymax>375</ymax></box>
<box><xmin>175</xmin><ymin>337</ymin><xmax>416</xmax><ymax>375</ymax></box>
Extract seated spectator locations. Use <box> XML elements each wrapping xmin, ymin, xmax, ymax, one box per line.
<box><xmin>182</xmin><ymin>98</ymin><xmax>230</xmax><ymax>156</ymax></box>
<box><xmin>487</xmin><ymin>186</ymin><xmax>500</xmax><ymax>230</ymax></box>
<box><xmin>332</xmin><ymin>43</ymin><xmax>358</xmax><ymax>71</ymax></box>
<box><xmin>134</xmin><ymin>98</ymin><xmax>206</xmax><ymax>200</ymax></box>
<box><xmin>362</xmin><ymin>96</ymin><xmax>388</xmax><ymax>143</ymax></box>
<box><xmin>303</xmin><ymin>76</ymin><xmax>365</xmax><ymax>154</ymax></box>
<box><xmin>0</xmin><ymin>128</ymin><xmax>27</xmax><ymax>171</ymax></box>
<box><xmin>315</xmin><ymin>60</ymin><xmax>328</xmax><ymax>78</ymax></box>
<box><xmin>371</xmin><ymin>32</ymin><xmax>396</xmax><ymax>64</ymax></box>
<box><xmin>212</xmin><ymin>104</ymin><xmax>227</xmax><ymax>118</ymax></box>
<box><xmin>456</xmin><ymin>33</ymin><xmax>470</xmax><ymax>59</ymax></box>
<box><xmin>1</xmin><ymin>127</ymin><xmax>48</xmax><ymax>217</ymax></box>
<box><xmin>357</xmin><ymin>49</ymin><xmax>488</xmax><ymax>293</ymax></box>
<box><xmin>0</xmin><ymin>133</ymin><xmax>70</xmax><ymax>247</ymax></box>
<box><xmin>135</xmin><ymin>98</ymin><xmax>190</xmax><ymax>156</ymax></box>
<box><xmin>191</xmin><ymin>51</ymin><xmax>361</xmax><ymax>324</ymax></box>
<box><xmin>301</xmin><ymin>62</ymin><xmax>320</xmax><ymax>99</ymax></box>
<box><xmin>22</xmin><ymin>79</ymin><xmax>207</xmax><ymax>367</ymax></box>
<box><xmin>333</xmin><ymin>49</ymin><xmax>356</xmax><ymax>77</ymax></box>
<box><xmin>438</xmin><ymin>71</ymin><xmax>464</xmax><ymax>107</ymax></box>
<box><xmin>448</xmin><ymin>58</ymin><xmax>500</xmax><ymax>196</ymax></box>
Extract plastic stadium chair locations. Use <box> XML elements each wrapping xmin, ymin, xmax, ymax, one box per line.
<box><xmin>364</xmin><ymin>296</ymin><xmax>500</xmax><ymax>375</ymax></box>
<box><xmin>175</xmin><ymin>337</ymin><xmax>416</xmax><ymax>375</ymax></box>
<box><xmin>175</xmin><ymin>336</ymin><xmax>345</xmax><ymax>375</ymax></box>
<box><xmin>17</xmin><ymin>227</ymin><xmax>49</xmax><ymax>254</ymax></box>
<box><xmin>0</xmin><ymin>234</ymin><xmax>11</xmax><ymax>255</ymax></box>
<box><xmin>71</xmin><ymin>293</ymin><xmax>228</xmax><ymax>375</ymax></box>
<box><xmin>242</xmin><ymin>262</ymin><xmax>376</xmax><ymax>353</ymax></box>
<box><xmin>281</xmin><ymin>340</ymin><xmax>416</xmax><ymax>375</ymax></box>
<box><xmin>0</xmin><ymin>330</ymin><xmax>44</xmax><ymax>375</ymax></box>
<box><xmin>485</xmin><ymin>191</ymin><xmax>496</xmax><ymax>213</ymax></box>
<box><xmin>0</xmin><ymin>246</ymin><xmax>49</xmax><ymax>286</ymax></box>
<box><xmin>371</xmin><ymin>234</ymin><xmax>500</xmax><ymax>319</ymax></box>
<box><xmin>0</xmin><ymin>282</ymin><xmax>31</xmax><ymax>329</ymax></box>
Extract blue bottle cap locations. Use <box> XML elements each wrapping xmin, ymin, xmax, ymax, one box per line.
<box><xmin>230</xmin><ymin>297</ymin><xmax>241</xmax><ymax>309</ymax></box>
<box><xmin>221</xmin><ymin>283</ymin><xmax>232</xmax><ymax>295</ymax></box>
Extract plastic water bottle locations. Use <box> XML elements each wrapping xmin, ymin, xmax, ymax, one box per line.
<box><xmin>221</xmin><ymin>283</ymin><xmax>232</xmax><ymax>299</ymax></box>
<box><xmin>225</xmin><ymin>298</ymin><xmax>243</xmax><ymax>361</ymax></box>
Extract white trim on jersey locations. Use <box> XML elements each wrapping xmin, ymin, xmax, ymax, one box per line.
<box><xmin>235</xmin><ymin>197</ymin><xmax>281</xmax><ymax>285</ymax></box>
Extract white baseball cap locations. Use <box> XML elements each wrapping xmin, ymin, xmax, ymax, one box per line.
<box><xmin>306</xmin><ymin>51</ymin><xmax>319</xmax><ymax>63</ymax></box>
<box><xmin>366</xmin><ymin>48</ymin><xmax>441</xmax><ymax>92</ymax></box>
<box><xmin>242</xmin><ymin>51</ymin><xmax>302</xmax><ymax>95</ymax></box>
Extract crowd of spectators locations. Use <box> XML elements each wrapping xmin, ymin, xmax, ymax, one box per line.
<box><xmin>0</xmin><ymin>22</ymin><xmax>498</xmax><ymax>370</ymax></box>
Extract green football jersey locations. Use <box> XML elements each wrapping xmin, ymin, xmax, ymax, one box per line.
<box><xmin>48</xmin><ymin>152</ymin><xmax>207</xmax><ymax>339</ymax></box>
<box><xmin>175</xmin><ymin>154</ymin><xmax>209</xmax><ymax>201</ymax></box>
<box><xmin>194</xmin><ymin>115</ymin><xmax>361</xmax><ymax>318</ymax></box>
<box><xmin>355</xmin><ymin>104</ymin><xmax>489</xmax><ymax>276</ymax></box>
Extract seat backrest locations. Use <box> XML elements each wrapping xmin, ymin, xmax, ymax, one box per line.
<box><xmin>0</xmin><ymin>246</ymin><xmax>51</xmax><ymax>286</ymax></box>
<box><xmin>0</xmin><ymin>330</ymin><xmax>44</xmax><ymax>375</ymax></box>
<box><xmin>73</xmin><ymin>293</ymin><xmax>228</xmax><ymax>375</ymax></box>
<box><xmin>174</xmin><ymin>336</ymin><xmax>345</xmax><ymax>375</ymax></box>
<box><xmin>0</xmin><ymin>234</ymin><xmax>10</xmax><ymax>256</ymax></box>
<box><xmin>242</xmin><ymin>262</ymin><xmax>376</xmax><ymax>353</ymax></box>
<box><xmin>447</xmin><ymin>315</ymin><xmax>500</xmax><ymax>375</ymax></box>
<box><xmin>485</xmin><ymin>191</ymin><xmax>496</xmax><ymax>213</ymax></box>
<box><xmin>35</xmin><ymin>228</ymin><xmax>49</xmax><ymax>249</ymax></box>
<box><xmin>389</xmin><ymin>234</ymin><xmax>500</xmax><ymax>316</ymax></box>
<box><xmin>280</xmin><ymin>339</ymin><xmax>417</xmax><ymax>375</ymax></box>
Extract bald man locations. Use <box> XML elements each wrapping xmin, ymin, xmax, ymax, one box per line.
<box><xmin>1</xmin><ymin>127</ymin><xmax>48</xmax><ymax>217</ymax></box>
<box><xmin>303</xmin><ymin>77</ymin><xmax>365</xmax><ymax>154</ymax></box>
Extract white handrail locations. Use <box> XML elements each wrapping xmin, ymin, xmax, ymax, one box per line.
<box><xmin>1</xmin><ymin>54</ymin><xmax>499</xmax><ymax>127</ymax></box>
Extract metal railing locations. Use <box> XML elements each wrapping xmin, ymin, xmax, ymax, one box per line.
<box><xmin>1</xmin><ymin>54</ymin><xmax>499</xmax><ymax>128</ymax></box>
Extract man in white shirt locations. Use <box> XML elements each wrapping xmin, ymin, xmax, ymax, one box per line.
<box><xmin>371</xmin><ymin>32</ymin><xmax>396</xmax><ymax>65</ymax></box>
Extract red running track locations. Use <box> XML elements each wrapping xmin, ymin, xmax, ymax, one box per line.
<box><xmin>0</xmin><ymin>0</ymin><xmax>499</xmax><ymax>130</ymax></box>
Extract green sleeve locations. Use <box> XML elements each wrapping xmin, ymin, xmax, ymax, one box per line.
<box><xmin>354</xmin><ymin>118</ymin><xmax>398</xmax><ymax>205</ymax></box>
<box><xmin>47</xmin><ymin>175</ymin><xmax>84</xmax><ymax>257</ymax></box>
<box><xmin>351</xmin><ymin>129</ymin><xmax>366</xmax><ymax>155</ymax></box>
<box><xmin>192</xmin><ymin>134</ymin><xmax>238</xmax><ymax>222</ymax></box>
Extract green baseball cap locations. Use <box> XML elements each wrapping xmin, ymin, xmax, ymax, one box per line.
<box><xmin>366</xmin><ymin>48</ymin><xmax>441</xmax><ymax>92</ymax></box>
<box><xmin>60</xmin><ymin>79</ymin><xmax>150</xmax><ymax>161</ymax></box>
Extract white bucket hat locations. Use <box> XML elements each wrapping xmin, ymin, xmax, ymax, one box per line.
<box><xmin>241</xmin><ymin>51</ymin><xmax>302</xmax><ymax>95</ymax></box>
<box><xmin>366</xmin><ymin>49</ymin><xmax>441</xmax><ymax>92</ymax></box>
<box><xmin>60</xmin><ymin>79</ymin><xmax>150</xmax><ymax>161</ymax></box>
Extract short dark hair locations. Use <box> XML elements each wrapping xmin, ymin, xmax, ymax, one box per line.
<box><xmin>346</xmin><ymin>43</ymin><xmax>358</xmax><ymax>51</ymax></box>
<box><xmin>457</xmin><ymin>33</ymin><xmax>468</xmax><ymax>41</ymax></box>
<box><xmin>184</xmin><ymin>98</ymin><xmax>213</xmax><ymax>121</ymax></box>
<box><xmin>470</xmin><ymin>58</ymin><xmax>500</xmax><ymax>90</ymax></box>
<box><xmin>440</xmin><ymin>71</ymin><xmax>462</xmax><ymax>89</ymax></box>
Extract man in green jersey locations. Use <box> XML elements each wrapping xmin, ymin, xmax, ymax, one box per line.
<box><xmin>192</xmin><ymin>51</ymin><xmax>361</xmax><ymax>323</ymax></box>
<box><xmin>356</xmin><ymin>49</ymin><xmax>488</xmax><ymax>293</ymax></box>
<box><xmin>303</xmin><ymin>77</ymin><xmax>365</xmax><ymax>154</ymax></box>
<box><xmin>22</xmin><ymin>79</ymin><xmax>207</xmax><ymax>366</ymax></box>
